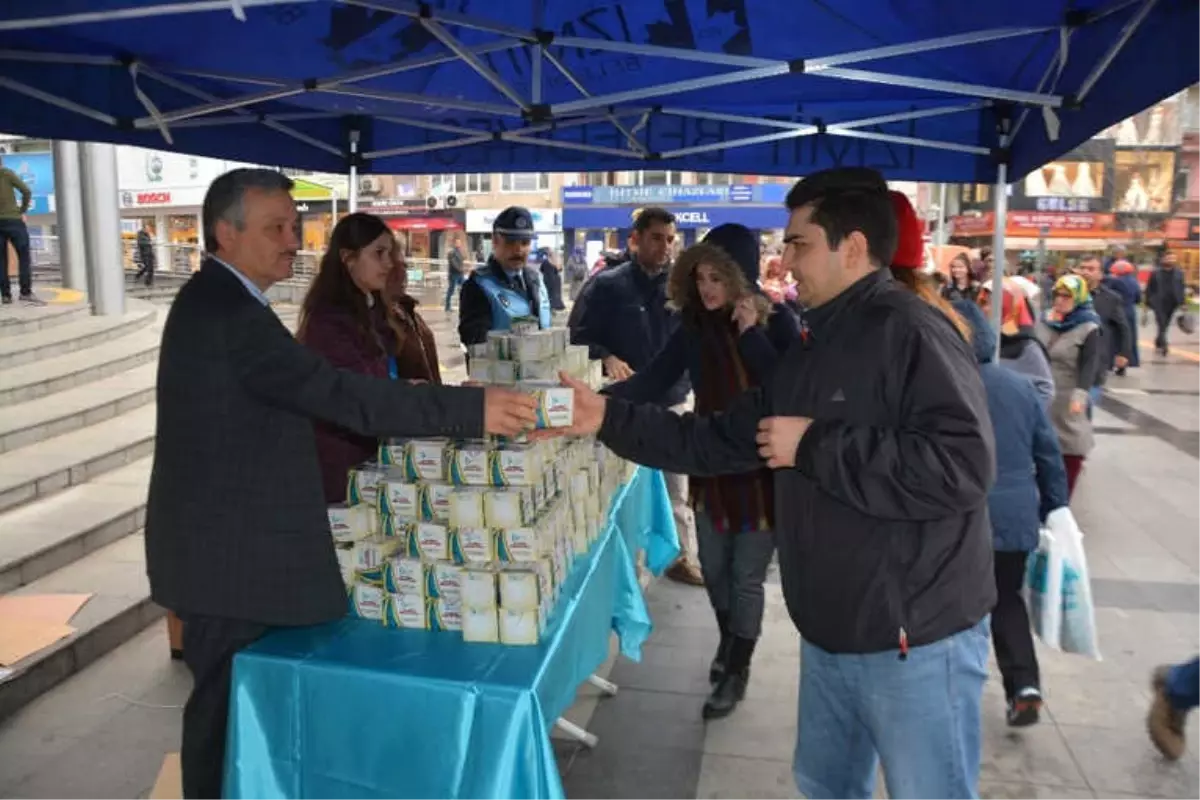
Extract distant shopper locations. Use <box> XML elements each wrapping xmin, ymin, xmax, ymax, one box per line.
<box><xmin>444</xmin><ymin>238</ymin><xmax>467</xmax><ymax>312</ymax></box>
<box><xmin>1103</xmin><ymin>258</ymin><xmax>1141</xmax><ymax>373</ymax></box>
<box><xmin>134</xmin><ymin>221</ymin><xmax>158</xmax><ymax>287</ymax></box>
<box><xmin>978</xmin><ymin>283</ymin><xmax>1054</xmax><ymax>408</ymax></box>
<box><xmin>565</xmin><ymin>246</ymin><xmax>589</xmax><ymax>302</ymax></box>
<box><xmin>1074</xmin><ymin>256</ymin><xmax>1130</xmax><ymax>403</ymax></box>
<box><xmin>1145</xmin><ymin>251</ymin><xmax>1186</xmax><ymax>356</ymax></box>
<box><xmin>457</xmin><ymin>206</ymin><xmax>550</xmax><ymax>346</ymax></box>
<box><xmin>538</xmin><ymin>247</ymin><xmax>566</xmax><ymax>313</ymax></box>
<box><xmin>0</xmin><ymin>153</ymin><xmax>42</xmax><ymax>306</ymax></box>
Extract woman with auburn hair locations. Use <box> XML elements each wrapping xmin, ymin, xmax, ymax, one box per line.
<box><xmin>942</xmin><ymin>252</ymin><xmax>980</xmax><ymax>303</ymax></box>
<box><xmin>888</xmin><ymin>191</ymin><xmax>971</xmax><ymax>340</ymax></box>
<box><xmin>298</xmin><ymin>212</ymin><xmax>439</xmax><ymax>503</ymax></box>
<box><xmin>605</xmin><ymin>224</ymin><xmax>800</xmax><ymax>721</ymax></box>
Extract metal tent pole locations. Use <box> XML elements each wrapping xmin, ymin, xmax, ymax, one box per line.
<box><xmin>78</xmin><ymin>142</ymin><xmax>125</xmax><ymax>316</ymax></box>
<box><xmin>348</xmin><ymin>130</ymin><xmax>360</xmax><ymax>214</ymax></box>
<box><xmin>937</xmin><ymin>183</ymin><xmax>948</xmax><ymax>247</ymax></box>
<box><xmin>991</xmin><ymin>162</ymin><xmax>1009</xmax><ymax>347</ymax></box>
<box><xmin>51</xmin><ymin>139</ymin><xmax>87</xmax><ymax>291</ymax></box>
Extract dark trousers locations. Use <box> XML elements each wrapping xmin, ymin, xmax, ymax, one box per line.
<box><xmin>695</xmin><ymin>510</ymin><xmax>775</xmax><ymax>640</ymax></box>
<box><xmin>991</xmin><ymin>551</ymin><xmax>1040</xmax><ymax>700</ymax></box>
<box><xmin>444</xmin><ymin>271</ymin><xmax>465</xmax><ymax>311</ymax></box>
<box><xmin>1154</xmin><ymin>308</ymin><xmax>1174</xmax><ymax>353</ymax></box>
<box><xmin>0</xmin><ymin>217</ymin><xmax>32</xmax><ymax>298</ymax></box>
<box><xmin>181</xmin><ymin>615</ymin><xmax>268</xmax><ymax>799</ymax></box>
<box><xmin>135</xmin><ymin>252</ymin><xmax>156</xmax><ymax>286</ymax></box>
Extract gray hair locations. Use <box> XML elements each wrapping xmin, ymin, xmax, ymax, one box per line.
<box><xmin>202</xmin><ymin>168</ymin><xmax>294</xmax><ymax>253</ymax></box>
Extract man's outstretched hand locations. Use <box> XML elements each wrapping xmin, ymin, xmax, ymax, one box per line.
<box><xmin>482</xmin><ymin>387</ymin><xmax>539</xmax><ymax>437</ymax></box>
<box><xmin>530</xmin><ymin>372</ymin><xmax>607</xmax><ymax>440</ymax></box>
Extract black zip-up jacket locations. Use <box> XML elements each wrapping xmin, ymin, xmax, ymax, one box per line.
<box><xmin>1090</xmin><ymin>282</ymin><xmax>1131</xmax><ymax>386</ymax></box>
<box><xmin>598</xmin><ymin>269</ymin><xmax>997</xmax><ymax>654</ymax></box>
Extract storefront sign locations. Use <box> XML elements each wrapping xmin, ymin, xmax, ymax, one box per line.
<box><xmin>950</xmin><ymin>212</ymin><xmax>1117</xmax><ymax>237</ymax></box>
<box><xmin>561</xmin><ymin>183</ymin><xmax>788</xmax><ymax>206</ymax></box>
<box><xmin>385</xmin><ymin>215</ymin><xmax>463</xmax><ymax>232</ymax></box>
<box><xmin>563</xmin><ymin>205</ymin><xmax>786</xmax><ymax>231</ymax></box>
<box><xmin>466</xmin><ymin>209</ymin><xmax>562</xmax><ymax>233</ymax></box>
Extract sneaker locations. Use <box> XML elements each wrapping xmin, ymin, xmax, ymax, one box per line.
<box><xmin>18</xmin><ymin>292</ymin><xmax>46</xmax><ymax>307</ymax></box>
<box><xmin>1007</xmin><ymin>687</ymin><xmax>1042</xmax><ymax>727</ymax></box>
<box><xmin>1</xmin><ymin>295</ymin><xmax>11</xmax><ymax>305</ymax></box>
<box><xmin>664</xmin><ymin>559</ymin><xmax>704</xmax><ymax>587</ymax></box>
<box><xmin>1148</xmin><ymin>666</ymin><xmax>1187</xmax><ymax>760</ymax></box>
<box><xmin>1115</xmin><ymin>367</ymin><xmax>1127</xmax><ymax>377</ymax></box>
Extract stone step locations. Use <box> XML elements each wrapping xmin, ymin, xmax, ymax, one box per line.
<box><xmin>0</xmin><ymin>303</ymin><xmax>90</xmax><ymax>336</ymax></box>
<box><xmin>0</xmin><ymin>405</ymin><xmax>156</xmax><ymax>515</ymax></box>
<box><xmin>0</xmin><ymin>363</ymin><xmax>157</xmax><ymax>454</ymax></box>
<box><xmin>0</xmin><ymin>307</ymin><xmax>156</xmax><ymax>370</ymax></box>
<box><xmin>0</xmin><ymin>330</ymin><xmax>160</xmax><ymax>408</ymax></box>
<box><xmin>0</xmin><ymin>532</ymin><xmax>161</xmax><ymax>722</ymax></box>
<box><xmin>0</xmin><ymin>459</ymin><xmax>150</xmax><ymax>593</ymax></box>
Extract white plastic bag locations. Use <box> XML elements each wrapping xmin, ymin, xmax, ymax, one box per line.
<box><xmin>1025</xmin><ymin>528</ymin><xmax>1063</xmax><ymax>650</ymax></box>
<box><xmin>1046</xmin><ymin>507</ymin><xmax>1102</xmax><ymax>660</ymax></box>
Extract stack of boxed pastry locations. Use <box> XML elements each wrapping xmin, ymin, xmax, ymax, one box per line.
<box><xmin>327</xmin><ymin>323</ymin><xmax>627</xmax><ymax>646</ymax></box>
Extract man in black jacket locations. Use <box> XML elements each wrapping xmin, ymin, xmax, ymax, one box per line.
<box><xmin>1075</xmin><ymin>256</ymin><xmax>1131</xmax><ymax>402</ymax></box>
<box><xmin>569</xmin><ymin>207</ymin><xmax>702</xmax><ymax>585</ymax></box>
<box><xmin>549</xmin><ymin>168</ymin><xmax>996</xmax><ymax>798</ymax></box>
<box><xmin>146</xmin><ymin>169</ymin><xmax>537</xmax><ymax>799</ymax></box>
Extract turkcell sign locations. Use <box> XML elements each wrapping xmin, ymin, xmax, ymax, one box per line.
<box><xmin>561</xmin><ymin>186</ymin><xmax>594</xmax><ymax>204</ymax></box>
<box><xmin>673</xmin><ymin>211</ymin><xmax>711</xmax><ymax>224</ymax></box>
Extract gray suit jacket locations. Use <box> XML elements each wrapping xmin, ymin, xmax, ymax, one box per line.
<box><xmin>145</xmin><ymin>259</ymin><xmax>483</xmax><ymax>626</ymax></box>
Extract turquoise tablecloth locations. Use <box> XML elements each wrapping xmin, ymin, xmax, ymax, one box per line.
<box><xmin>224</xmin><ymin>467</ymin><xmax>679</xmax><ymax>800</ymax></box>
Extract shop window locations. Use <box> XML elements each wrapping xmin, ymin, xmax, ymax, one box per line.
<box><xmin>639</xmin><ymin>170</ymin><xmax>683</xmax><ymax>186</ymax></box>
<box><xmin>584</xmin><ymin>172</ymin><xmax>614</xmax><ymax>186</ymax></box>
<box><xmin>432</xmin><ymin>173</ymin><xmax>491</xmax><ymax>194</ymax></box>
<box><xmin>500</xmin><ymin>173</ymin><xmax>551</xmax><ymax>192</ymax></box>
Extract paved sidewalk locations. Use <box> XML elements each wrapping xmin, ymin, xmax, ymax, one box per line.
<box><xmin>0</xmin><ymin>308</ymin><xmax>1195</xmax><ymax>799</ymax></box>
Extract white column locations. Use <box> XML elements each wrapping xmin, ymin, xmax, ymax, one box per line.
<box><xmin>79</xmin><ymin>142</ymin><xmax>126</xmax><ymax>316</ymax></box>
<box><xmin>348</xmin><ymin>130</ymin><xmax>360</xmax><ymax>213</ymax></box>
<box><xmin>51</xmin><ymin>140</ymin><xmax>87</xmax><ymax>291</ymax></box>
<box><xmin>990</xmin><ymin>162</ymin><xmax>1008</xmax><ymax>346</ymax></box>
<box><xmin>936</xmin><ymin>182</ymin><xmax>948</xmax><ymax>247</ymax></box>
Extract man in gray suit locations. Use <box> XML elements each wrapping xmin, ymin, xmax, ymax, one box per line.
<box><xmin>144</xmin><ymin>169</ymin><xmax>537</xmax><ymax>799</ymax></box>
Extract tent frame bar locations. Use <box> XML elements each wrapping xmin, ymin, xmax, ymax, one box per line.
<box><xmin>1076</xmin><ymin>0</ymin><xmax>1158</xmax><ymax>103</ymax></box>
<box><xmin>419</xmin><ymin>18</ymin><xmax>529</xmax><ymax>111</ymax></box>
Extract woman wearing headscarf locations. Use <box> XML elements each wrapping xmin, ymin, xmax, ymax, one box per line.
<box><xmin>604</xmin><ymin>223</ymin><xmax>800</xmax><ymax>720</ymax></box>
<box><xmin>977</xmin><ymin>282</ymin><xmax>1054</xmax><ymax>407</ymax></box>
<box><xmin>1037</xmin><ymin>274</ymin><xmax>1102</xmax><ymax>496</ymax></box>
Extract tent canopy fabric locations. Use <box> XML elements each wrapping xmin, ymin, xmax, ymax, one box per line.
<box><xmin>0</xmin><ymin>0</ymin><xmax>1195</xmax><ymax>182</ymax></box>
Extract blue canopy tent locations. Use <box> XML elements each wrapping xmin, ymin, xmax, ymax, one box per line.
<box><xmin>0</xmin><ymin>0</ymin><xmax>1196</xmax><ymax>323</ymax></box>
<box><xmin>1</xmin><ymin>0</ymin><xmax>1195</xmax><ymax>182</ymax></box>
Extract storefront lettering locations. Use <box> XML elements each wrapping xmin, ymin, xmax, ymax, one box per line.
<box><xmin>673</xmin><ymin>211</ymin><xmax>711</xmax><ymax>224</ymax></box>
<box><xmin>136</xmin><ymin>191</ymin><xmax>171</xmax><ymax>205</ymax></box>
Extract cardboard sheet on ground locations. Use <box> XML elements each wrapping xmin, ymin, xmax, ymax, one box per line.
<box><xmin>0</xmin><ymin>617</ymin><xmax>75</xmax><ymax>666</ymax></box>
<box><xmin>0</xmin><ymin>593</ymin><xmax>92</xmax><ymax>625</ymax></box>
<box><xmin>151</xmin><ymin>753</ymin><xmax>182</xmax><ymax>799</ymax></box>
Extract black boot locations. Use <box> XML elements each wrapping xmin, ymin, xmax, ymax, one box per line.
<box><xmin>710</xmin><ymin>611</ymin><xmax>731</xmax><ymax>685</ymax></box>
<box><xmin>703</xmin><ymin>636</ymin><xmax>755</xmax><ymax>720</ymax></box>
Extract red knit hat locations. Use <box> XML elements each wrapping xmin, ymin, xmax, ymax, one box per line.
<box><xmin>889</xmin><ymin>191</ymin><xmax>925</xmax><ymax>270</ymax></box>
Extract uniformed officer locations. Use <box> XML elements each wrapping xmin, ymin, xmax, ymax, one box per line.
<box><xmin>458</xmin><ymin>206</ymin><xmax>551</xmax><ymax>346</ymax></box>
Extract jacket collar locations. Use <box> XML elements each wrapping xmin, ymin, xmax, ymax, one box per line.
<box><xmin>800</xmin><ymin>268</ymin><xmax>893</xmax><ymax>342</ymax></box>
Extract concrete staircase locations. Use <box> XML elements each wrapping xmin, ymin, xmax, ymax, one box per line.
<box><xmin>0</xmin><ymin>298</ymin><xmax>165</xmax><ymax>720</ymax></box>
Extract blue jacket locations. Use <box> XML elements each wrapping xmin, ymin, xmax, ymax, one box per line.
<box><xmin>569</xmin><ymin>260</ymin><xmax>689</xmax><ymax>406</ymax></box>
<box><xmin>1103</xmin><ymin>273</ymin><xmax>1141</xmax><ymax>310</ymax></box>
<box><xmin>955</xmin><ymin>301</ymin><xmax>1070</xmax><ymax>552</ymax></box>
<box><xmin>605</xmin><ymin>301</ymin><xmax>800</xmax><ymax>405</ymax></box>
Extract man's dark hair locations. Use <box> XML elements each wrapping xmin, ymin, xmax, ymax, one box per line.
<box><xmin>633</xmin><ymin>206</ymin><xmax>675</xmax><ymax>234</ymax></box>
<box><xmin>785</xmin><ymin>168</ymin><xmax>896</xmax><ymax>268</ymax></box>
<box><xmin>202</xmin><ymin>168</ymin><xmax>294</xmax><ymax>253</ymax></box>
